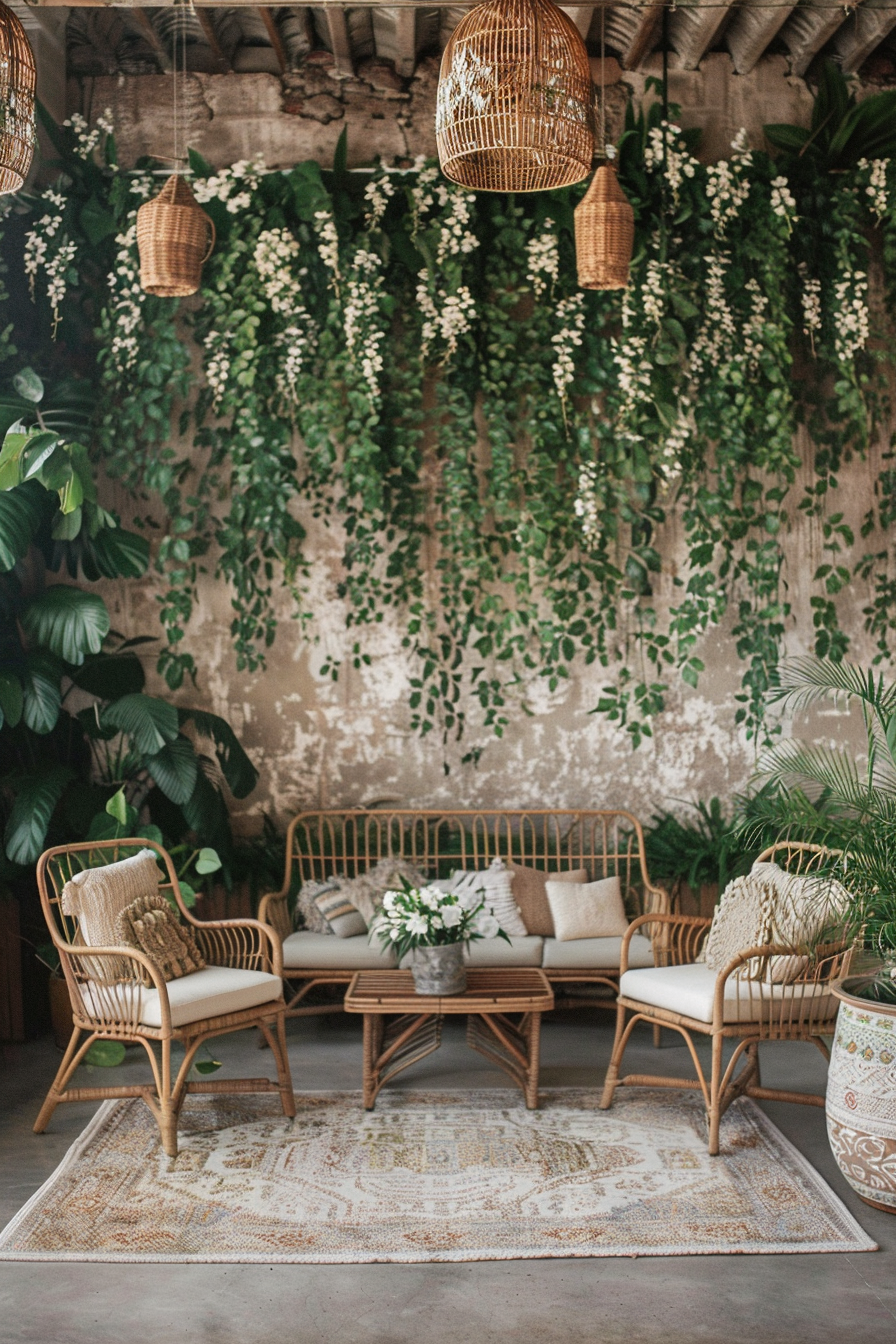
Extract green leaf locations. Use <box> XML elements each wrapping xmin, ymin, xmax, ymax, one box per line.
<box><xmin>21</xmin><ymin>431</ymin><xmax>61</xmax><ymax>481</ymax></box>
<box><xmin>51</xmin><ymin>504</ymin><xmax>82</xmax><ymax>541</ymax></box>
<box><xmin>0</xmin><ymin>394</ymin><xmax>33</xmax><ymax>440</ymax></box>
<box><xmin>145</xmin><ymin>734</ymin><xmax>199</xmax><ymax>805</ymax></box>
<box><xmin>0</xmin><ymin>432</ymin><xmax>28</xmax><ymax>490</ymax></box>
<box><xmin>0</xmin><ymin>482</ymin><xmax>45</xmax><ymax>571</ymax></box>
<box><xmin>0</xmin><ymin>672</ymin><xmax>23</xmax><ymax>728</ymax></box>
<box><xmin>333</xmin><ymin>126</ymin><xmax>348</xmax><ymax>174</ymax></box>
<box><xmin>102</xmin><ymin>693</ymin><xmax>179</xmax><ymax>755</ymax></box>
<box><xmin>21</xmin><ymin>652</ymin><xmax>63</xmax><ymax>733</ymax></box>
<box><xmin>106</xmin><ymin>787</ymin><xmax>130</xmax><ymax>826</ymax></box>
<box><xmin>193</xmin><ymin>1058</ymin><xmax>222</xmax><ymax>1075</ymax></box>
<box><xmin>85</xmin><ymin>1041</ymin><xmax>126</xmax><ymax>1068</ymax></box>
<box><xmin>71</xmin><ymin>651</ymin><xmax>146</xmax><ymax>700</ymax></box>
<box><xmin>89</xmin><ymin>526</ymin><xmax>150</xmax><ymax>579</ymax></box>
<box><xmin>188</xmin><ymin>147</ymin><xmax>215</xmax><ymax>177</ymax></box>
<box><xmin>13</xmin><ymin>368</ymin><xmax>44</xmax><ymax>404</ymax></box>
<box><xmin>79</xmin><ymin>196</ymin><xmax>117</xmax><ymax>246</ymax></box>
<box><xmin>3</xmin><ymin>765</ymin><xmax>75</xmax><ymax>864</ymax></box>
<box><xmin>22</xmin><ymin>586</ymin><xmax>110</xmax><ymax>665</ymax></box>
<box><xmin>178</xmin><ymin>709</ymin><xmax>258</xmax><ymax>798</ymax></box>
<box><xmin>195</xmin><ymin>847</ymin><xmax>222</xmax><ymax>875</ymax></box>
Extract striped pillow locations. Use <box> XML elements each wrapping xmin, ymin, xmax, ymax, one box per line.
<box><xmin>313</xmin><ymin>889</ymin><xmax>367</xmax><ymax>938</ymax></box>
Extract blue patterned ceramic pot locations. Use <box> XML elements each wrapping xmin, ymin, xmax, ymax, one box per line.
<box><xmin>827</xmin><ymin>976</ymin><xmax>896</xmax><ymax>1213</ymax></box>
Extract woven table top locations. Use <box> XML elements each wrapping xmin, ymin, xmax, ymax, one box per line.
<box><xmin>345</xmin><ymin>968</ymin><xmax>554</xmax><ymax>1015</ymax></box>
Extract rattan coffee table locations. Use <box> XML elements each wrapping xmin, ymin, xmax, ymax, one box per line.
<box><xmin>344</xmin><ymin>968</ymin><xmax>554</xmax><ymax>1110</ymax></box>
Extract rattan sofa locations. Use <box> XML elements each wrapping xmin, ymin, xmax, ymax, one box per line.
<box><xmin>258</xmin><ymin>809</ymin><xmax>669</xmax><ymax>1018</ymax></box>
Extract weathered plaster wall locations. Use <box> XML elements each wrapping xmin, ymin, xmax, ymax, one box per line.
<box><xmin>76</xmin><ymin>56</ymin><xmax>885</xmax><ymax>831</ymax></box>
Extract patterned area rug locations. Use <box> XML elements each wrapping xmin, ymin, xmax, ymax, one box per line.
<box><xmin>0</xmin><ymin>1089</ymin><xmax>875</xmax><ymax>1262</ymax></box>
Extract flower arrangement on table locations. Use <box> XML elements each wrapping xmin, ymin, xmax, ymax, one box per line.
<box><xmin>374</xmin><ymin>879</ymin><xmax>511</xmax><ymax>995</ymax></box>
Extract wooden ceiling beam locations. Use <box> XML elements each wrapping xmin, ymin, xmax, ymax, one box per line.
<box><xmin>130</xmin><ymin>8</ymin><xmax>172</xmax><ymax>72</ymax></box>
<box><xmin>725</xmin><ymin>0</ymin><xmax>796</xmax><ymax>75</ymax></box>
<box><xmin>832</xmin><ymin>0</ymin><xmax>896</xmax><ymax>72</ymax></box>
<box><xmin>195</xmin><ymin>8</ymin><xmax>232</xmax><ymax>72</ymax></box>
<box><xmin>668</xmin><ymin>0</ymin><xmax>732</xmax><ymax>70</ymax></box>
<box><xmin>618</xmin><ymin>3</ymin><xmax>663</xmax><ymax>70</ymax></box>
<box><xmin>324</xmin><ymin>6</ymin><xmax>354</xmax><ymax>76</ymax></box>
<box><xmin>258</xmin><ymin>6</ymin><xmax>288</xmax><ymax>71</ymax></box>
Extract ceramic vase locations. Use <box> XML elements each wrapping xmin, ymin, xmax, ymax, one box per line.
<box><xmin>826</xmin><ymin>976</ymin><xmax>896</xmax><ymax>1213</ymax></box>
<box><xmin>411</xmin><ymin>943</ymin><xmax>467</xmax><ymax>996</ymax></box>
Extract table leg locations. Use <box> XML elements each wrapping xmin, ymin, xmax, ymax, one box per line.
<box><xmin>525</xmin><ymin>1011</ymin><xmax>542</xmax><ymax>1110</ymax></box>
<box><xmin>362</xmin><ymin>1012</ymin><xmax>379</xmax><ymax>1110</ymax></box>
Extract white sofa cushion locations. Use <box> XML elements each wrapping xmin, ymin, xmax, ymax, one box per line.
<box><xmin>542</xmin><ymin>934</ymin><xmax>654</xmax><ymax>970</ymax></box>
<box><xmin>283</xmin><ymin>932</ymin><xmax>398</xmax><ymax>970</ymax></box>
<box><xmin>619</xmin><ymin>963</ymin><xmax>837</xmax><ymax>1025</ymax></box>
<box><xmin>464</xmin><ymin>935</ymin><xmax>544</xmax><ymax>967</ymax></box>
<box><xmin>81</xmin><ymin>966</ymin><xmax>283</xmax><ymax>1029</ymax></box>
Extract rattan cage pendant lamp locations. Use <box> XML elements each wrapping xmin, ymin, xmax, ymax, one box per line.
<box><xmin>136</xmin><ymin>7</ymin><xmax>214</xmax><ymax>296</ymax></box>
<box><xmin>436</xmin><ymin>0</ymin><xmax>593</xmax><ymax>193</ymax></box>
<box><xmin>574</xmin><ymin>12</ymin><xmax>633</xmax><ymax>289</ymax></box>
<box><xmin>0</xmin><ymin>1</ymin><xmax>36</xmax><ymax>196</ymax></box>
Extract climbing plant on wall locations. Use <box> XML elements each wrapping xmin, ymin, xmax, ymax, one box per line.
<box><xmin>4</xmin><ymin>90</ymin><xmax>896</xmax><ymax>763</ymax></box>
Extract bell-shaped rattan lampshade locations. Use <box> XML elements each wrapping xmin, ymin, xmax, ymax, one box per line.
<box><xmin>575</xmin><ymin>162</ymin><xmax>634</xmax><ymax>289</ymax></box>
<box><xmin>136</xmin><ymin>174</ymin><xmax>215</xmax><ymax>297</ymax></box>
<box><xmin>0</xmin><ymin>1</ymin><xmax>36</xmax><ymax>195</ymax></box>
<box><xmin>436</xmin><ymin>0</ymin><xmax>593</xmax><ymax>194</ymax></box>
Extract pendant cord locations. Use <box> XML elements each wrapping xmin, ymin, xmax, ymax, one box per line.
<box><xmin>599</xmin><ymin>2</ymin><xmax>606</xmax><ymax>160</ymax></box>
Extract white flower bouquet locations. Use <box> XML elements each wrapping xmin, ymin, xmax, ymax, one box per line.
<box><xmin>374</xmin><ymin>877</ymin><xmax>510</xmax><ymax>962</ymax></box>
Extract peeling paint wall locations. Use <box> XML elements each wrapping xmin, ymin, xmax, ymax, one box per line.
<box><xmin>77</xmin><ymin>55</ymin><xmax>886</xmax><ymax>832</ymax></box>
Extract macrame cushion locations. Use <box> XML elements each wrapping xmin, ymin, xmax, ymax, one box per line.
<box><xmin>546</xmin><ymin>875</ymin><xmax>629</xmax><ymax>941</ymax></box>
<box><xmin>703</xmin><ymin>873</ymin><xmax>769</xmax><ymax>978</ymax></box>
<box><xmin>313</xmin><ymin>888</ymin><xmax>367</xmax><ymax>939</ymax></box>
<box><xmin>506</xmin><ymin>863</ymin><xmax>589</xmax><ymax>936</ymax></box>
<box><xmin>434</xmin><ymin>858</ymin><xmax>528</xmax><ymax>938</ymax></box>
<box><xmin>116</xmin><ymin>891</ymin><xmax>206</xmax><ymax>984</ymax></box>
<box><xmin>61</xmin><ymin>849</ymin><xmax>162</xmax><ymax>982</ymax></box>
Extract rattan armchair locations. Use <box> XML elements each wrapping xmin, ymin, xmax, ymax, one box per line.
<box><xmin>34</xmin><ymin>838</ymin><xmax>295</xmax><ymax>1158</ymax></box>
<box><xmin>599</xmin><ymin>843</ymin><xmax>850</xmax><ymax>1154</ymax></box>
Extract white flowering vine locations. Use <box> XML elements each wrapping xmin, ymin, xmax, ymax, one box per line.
<box><xmin>551</xmin><ymin>292</ymin><xmax>585</xmax><ymax>413</ymax></box>
<box><xmin>526</xmin><ymin>220</ymin><xmax>559</xmax><ymax>299</ymax></box>
<box><xmin>833</xmin><ymin>268</ymin><xmax>870</xmax><ymax>365</ymax></box>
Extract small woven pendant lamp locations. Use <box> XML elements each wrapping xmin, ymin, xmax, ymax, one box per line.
<box><xmin>436</xmin><ymin>0</ymin><xmax>593</xmax><ymax>193</ymax></box>
<box><xmin>574</xmin><ymin>12</ymin><xmax>633</xmax><ymax>289</ymax></box>
<box><xmin>136</xmin><ymin>173</ymin><xmax>214</xmax><ymax>296</ymax></box>
<box><xmin>137</xmin><ymin>8</ymin><xmax>214</xmax><ymax>296</ymax></box>
<box><xmin>0</xmin><ymin>1</ymin><xmax>36</xmax><ymax>195</ymax></box>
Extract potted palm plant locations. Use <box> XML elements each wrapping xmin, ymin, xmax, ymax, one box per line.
<box><xmin>756</xmin><ymin>657</ymin><xmax>896</xmax><ymax>1212</ymax></box>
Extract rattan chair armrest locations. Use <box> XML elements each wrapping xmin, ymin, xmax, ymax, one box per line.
<box><xmin>59</xmin><ymin>943</ymin><xmax>173</xmax><ymax>1033</ymax></box>
<box><xmin>185</xmin><ymin>916</ymin><xmax>283</xmax><ymax>978</ymax></box>
<box><xmin>622</xmin><ymin>912</ymin><xmax>712</xmax><ymax>973</ymax></box>
<box><xmin>710</xmin><ymin>940</ymin><xmax>847</xmax><ymax>1029</ymax></box>
<box><xmin>257</xmin><ymin>888</ymin><xmax>291</xmax><ymax>942</ymax></box>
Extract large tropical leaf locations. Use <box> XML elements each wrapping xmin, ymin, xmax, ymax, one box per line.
<box><xmin>101</xmin><ymin>693</ymin><xmax>179</xmax><ymax>755</ymax></box>
<box><xmin>181</xmin><ymin>755</ymin><xmax>233</xmax><ymax>864</ymax></box>
<box><xmin>2</xmin><ymin>764</ymin><xmax>75</xmax><ymax>864</ymax></box>
<box><xmin>771</xmin><ymin>657</ymin><xmax>896</xmax><ymax>716</ymax></box>
<box><xmin>0</xmin><ymin>671</ymin><xmax>23</xmax><ymax>729</ymax></box>
<box><xmin>21</xmin><ymin>651</ymin><xmax>64</xmax><ymax>733</ymax></box>
<box><xmin>70</xmin><ymin>650</ymin><xmax>146</xmax><ymax>701</ymax></box>
<box><xmin>0</xmin><ymin>481</ymin><xmax>46</xmax><ymax>571</ymax></box>
<box><xmin>22</xmin><ymin>586</ymin><xmax>110</xmax><ymax>665</ymax></box>
<box><xmin>89</xmin><ymin>526</ymin><xmax>150</xmax><ymax>579</ymax></box>
<box><xmin>179</xmin><ymin>708</ymin><xmax>259</xmax><ymax>798</ymax></box>
<box><xmin>145</xmin><ymin>733</ymin><xmax>199</xmax><ymax>806</ymax></box>
<box><xmin>0</xmin><ymin>394</ymin><xmax>33</xmax><ymax>441</ymax></box>
<box><xmin>757</xmin><ymin>738</ymin><xmax>889</xmax><ymax>813</ymax></box>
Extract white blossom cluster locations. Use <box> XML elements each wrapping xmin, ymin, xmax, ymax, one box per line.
<box><xmin>798</xmin><ymin>265</ymin><xmax>822</xmax><ymax>353</ymax></box>
<box><xmin>573</xmin><ymin>461</ymin><xmax>600</xmax><ymax>539</ymax></box>
<box><xmin>24</xmin><ymin>187</ymin><xmax>76</xmax><ymax>334</ymax></box>
<box><xmin>613</xmin><ymin>290</ymin><xmax>654</xmax><ymax>413</ymax></box>
<box><xmin>742</xmin><ymin>278</ymin><xmax>769</xmax><ymax>368</ymax></box>
<box><xmin>858</xmin><ymin>157</ymin><xmax>889</xmax><ymax>220</ymax></box>
<box><xmin>253</xmin><ymin>228</ymin><xmax>316</xmax><ymax>394</ymax></box>
<box><xmin>770</xmin><ymin>175</ymin><xmax>797</xmax><ymax>228</ymax></box>
<box><xmin>690</xmin><ymin>253</ymin><xmax>737</xmax><ymax>372</ymax></box>
<box><xmin>344</xmin><ymin>249</ymin><xmax>387</xmax><ymax>396</ymax></box>
<box><xmin>526</xmin><ymin>220</ymin><xmax>559</xmax><ymax>298</ymax></box>
<box><xmin>103</xmin><ymin>174</ymin><xmax>160</xmax><ymax>372</ymax></box>
<box><xmin>641</xmin><ymin>256</ymin><xmax>667</xmax><ymax>326</ymax></box>
<box><xmin>409</xmin><ymin>161</ymin><xmax>450</xmax><ymax>230</ymax></box>
<box><xmin>833</xmin><ymin>268</ymin><xmax>870</xmax><ymax>364</ymax></box>
<box><xmin>551</xmin><ymin>292</ymin><xmax>585</xmax><ymax>404</ymax></box>
<box><xmin>416</xmin><ymin>272</ymin><xmax>475</xmax><ymax>360</ymax></box>
<box><xmin>204</xmin><ymin>330</ymin><xmax>232</xmax><ymax>408</ymax></box>
<box><xmin>434</xmin><ymin>189</ymin><xmax>478</xmax><ymax>267</ymax></box>
<box><xmin>657</xmin><ymin>396</ymin><xmax>692</xmax><ymax>482</ymax></box>
<box><xmin>642</xmin><ymin>122</ymin><xmax>698</xmax><ymax>203</ymax></box>
<box><xmin>314</xmin><ymin>210</ymin><xmax>341</xmax><ymax>286</ymax></box>
<box><xmin>363</xmin><ymin>174</ymin><xmax>396</xmax><ymax>227</ymax></box>
<box><xmin>192</xmin><ymin>159</ymin><xmax>264</xmax><ymax>214</ymax></box>
<box><xmin>377</xmin><ymin>883</ymin><xmax>500</xmax><ymax>947</ymax></box>
<box><xmin>706</xmin><ymin>157</ymin><xmax>751</xmax><ymax>233</ymax></box>
<box><xmin>63</xmin><ymin>109</ymin><xmax>114</xmax><ymax>161</ymax></box>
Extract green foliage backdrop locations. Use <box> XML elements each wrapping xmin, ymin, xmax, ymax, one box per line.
<box><xmin>5</xmin><ymin>93</ymin><xmax>896</xmax><ymax>763</ymax></box>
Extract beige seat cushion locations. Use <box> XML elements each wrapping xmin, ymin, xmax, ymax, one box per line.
<box><xmin>282</xmin><ymin>932</ymin><xmax>398</xmax><ymax>970</ymax></box>
<box><xmin>542</xmin><ymin>934</ymin><xmax>654</xmax><ymax>970</ymax></box>
<box><xmin>546</xmin><ymin>876</ymin><xmax>629</xmax><ymax>941</ymax></box>
<box><xmin>80</xmin><ymin>966</ymin><xmax>282</xmax><ymax>1029</ymax></box>
<box><xmin>619</xmin><ymin>963</ymin><xmax>837</xmax><ymax>1025</ymax></box>
<box><xmin>464</xmin><ymin>935</ymin><xmax>545</xmax><ymax>967</ymax></box>
<box><xmin>506</xmin><ymin>864</ymin><xmax>588</xmax><ymax>936</ymax></box>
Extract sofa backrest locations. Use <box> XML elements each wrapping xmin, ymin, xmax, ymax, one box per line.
<box><xmin>280</xmin><ymin>809</ymin><xmax>668</xmax><ymax>922</ymax></box>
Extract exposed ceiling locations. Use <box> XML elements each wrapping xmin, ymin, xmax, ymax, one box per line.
<box><xmin>42</xmin><ymin>2</ymin><xmax>896</xmax><ymax>86</ymax></box>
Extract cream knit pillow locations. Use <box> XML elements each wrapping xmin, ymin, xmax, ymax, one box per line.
<box><xmin>545</xmin><ymin>875</ymin><xmax>629</xmax><ymax>941</ymax></box>
<box><xmin>61</xmin><ymin>849</ymin><xmax>161</xmax><ymax>981</ymax></box>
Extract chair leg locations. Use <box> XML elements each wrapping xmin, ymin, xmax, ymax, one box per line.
<box><xmin>599</xmin><ymin>1002</ymin><xmax>629</xmax><ymax>1110</ymax></box>
<box><xmin>653</xmin><ymin>1024</ymin><xmax>662</xmax><ymax>1049</ymax></box>
<box><xmin>708</xmin><ymin>1033</ymin><xmax>724</xmax><ymax>1156</ymax></box>
<box><xmin>157</xmin><ymin>1038</ymin><xmax>179</xmax><ymax>1159</ymax></box>
<box><xmin>33</xmin><ymin>1025</ymin><xmax>83</xmax><ymax>1134</ymax></box>
<box><xmin>260</xmin><ymin>1012</ymin><xmax>296</xmax><ymax>1118</ymax></box>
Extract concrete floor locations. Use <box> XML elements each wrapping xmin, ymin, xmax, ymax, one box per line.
<box><xmin>0</xmin><ymin>1010</ymin><xmax>894</xmax><ymax>1344</ymax></box>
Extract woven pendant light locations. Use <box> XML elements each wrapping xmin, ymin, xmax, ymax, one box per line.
<box><xmin>436</xmin><ymin>0</ymin><xmax>593</xmax><ymax>194</ymax></box>
<box><xmin>575</xmin><ymin>162</ymin><xmax>634</xmax><ymax>289</ymax></box>
<box><xmin>0</xmin><ymin>1</ymin><xmax>36</xmax><ymax>195</ymax></box>
<box><xmin>136</xmin><ymin>173</ymin><xmax>215</xmax><ymax>297</ymax></box>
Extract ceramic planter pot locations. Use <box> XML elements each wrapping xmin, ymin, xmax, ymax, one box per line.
<box><xmin>826</xmin><ymin>975</ymin><xmax>896</xmax><ymax>1213</ymax></box>
<box><xmin>411</xmin><ymin>943</ymin><xmax>467</xmax><ymax>996</ymax></box>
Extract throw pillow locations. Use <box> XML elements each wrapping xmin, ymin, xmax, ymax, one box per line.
<box><xmin>116</xmin><ymin>891</ymin><xmax>206</xmax><ymax>984</ymax></box>
<box><xmin>295</xmin><ymin>878</ymin><xmax>342</xmax><ymax>934</ymax></box>
<box><xmin>506</xmin><ymin>863</ymin><xmax>588</xmax><ymax>936</ymax></box>
<box><xmin>702</xmin><ymin>873</ymin><xmax>770</xmax><ymax>978</ymax></box>
<box><xmin>61</xmin><ymin>848</ymin><xmax>162</xmax><ymax>982</ymax></box>
<box><xmin>337</xmin><ymin>859</ymin><xmax>430</xmax><ymax>928</ymax></box>
<box><xmin>546</xmin><ymin>875</ymin><xmax>629</xmax><ymax>941</ymax></box>
<box><xmin>436</xmin><ymin>858</ymin><xmax>528</xmax><ymax>938</ymax></box>
<box><xmin>313</xmin><ymin>888</ymin><xmax>367</xmax><ymax>939</ymax></box>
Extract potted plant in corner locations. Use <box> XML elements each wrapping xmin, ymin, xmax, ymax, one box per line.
<box><xmin>375</xmin><ymin>880</ymin><xmax>509</xmax><ymax>995</ymax></box>
<box><xmin>756</xmin><ymin>657</ymin><xmax>896</xmax><ymax>1212</ymax></box>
